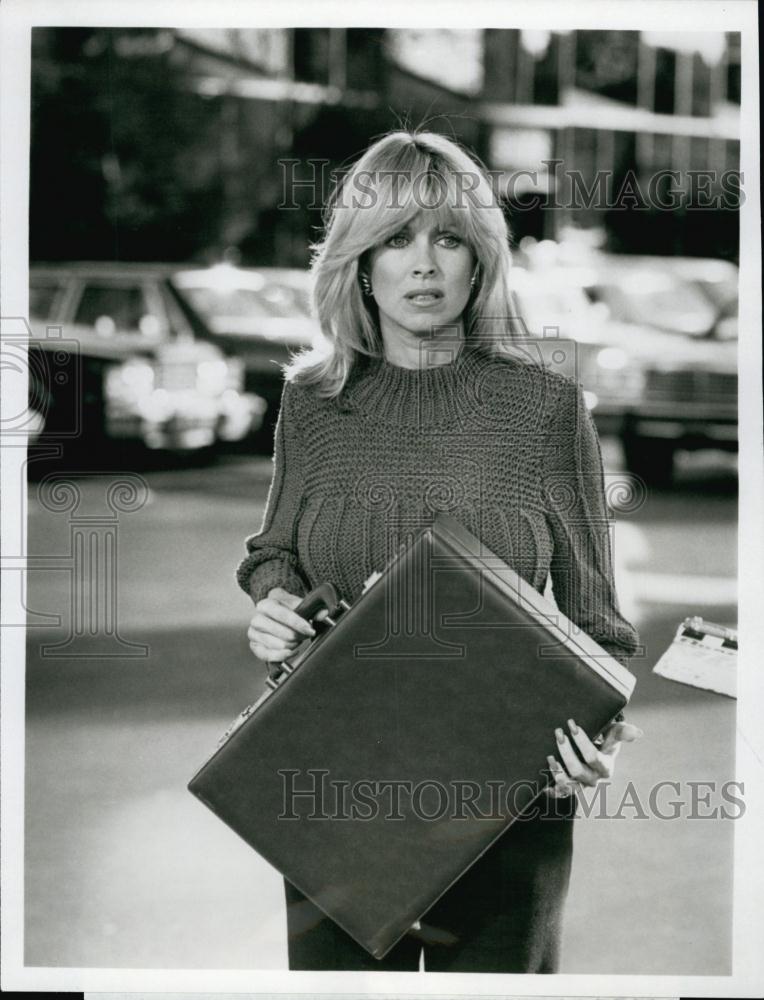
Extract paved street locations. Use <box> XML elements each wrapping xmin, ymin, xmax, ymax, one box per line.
<box><xmin>21</xmin><ymin>443</ymin><xmax>738</xmax><ymax>973</ymax></box>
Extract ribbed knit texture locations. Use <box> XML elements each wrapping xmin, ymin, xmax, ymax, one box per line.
<box><xmin>237</xmin><ymin>341</ymin><xmax>639</xmax><ymax>667</ymax></box>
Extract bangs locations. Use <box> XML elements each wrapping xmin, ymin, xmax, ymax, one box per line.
<box><xmin>375</xmin><ymin>193</ymin><xmax>473</xmax><ymax>244</ymax></box>
<box><xmin>338</xmin><ymin>165</ymin><xmax>480</xmax><ymax>257</ymax></box>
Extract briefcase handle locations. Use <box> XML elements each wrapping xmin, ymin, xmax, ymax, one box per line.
<box><xmin>265</xmin><ymin>583</ymin><xmax>345</xmax><ymax>691</ymax></box>
<box><xmin>294</xmin><ymin>582</ymin><xmax>343</xmax><ymax>624</ymax></box>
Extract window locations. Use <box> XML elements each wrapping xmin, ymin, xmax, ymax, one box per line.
<box><xmin>345</xmin><ymin>28</ymin><xmax>385</xmax><ymax>90</ymax></box>
<box><xmin>574</xmin><ymin>31</ymin><xmax>639</xmax><ymax>105</ymax></box>
<box><xmin>29</xmin><ymin>279</ymin><xmax>61</xmax><ymax>320</ymax></box>
<box><xmin>73</xmin><ymin>284</ymin><xmax>152</xmax><ymax>334</ymax></box>
<box><xmin>293</xmin><ymin>28</ymin><xmax>330</xmax><ymax>85</ymax></box>
<box><xmin>182</xmin><ymin>282</ymin><xmax>311</xmax><ymax>323</ymax></box>
<box><xmin>691</xmin><ymin>52</ymin><xmax>712</xmax><ymax>117</ymax></box>
<box><xmin>725</xmin><ymin>32</ymin><xmax>740</xmax><ymax>104</ymax></box>
<box><xmin>653</xmin><ymin>47</ymin><xmax>676</xmax><ymax>114</ymax></box>
<box><xmin>588</xmin><ymin>274</ymin><xmax>718</xmax><ymax>337</ymax></box>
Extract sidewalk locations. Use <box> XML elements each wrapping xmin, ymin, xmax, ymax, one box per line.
<box><xmin>21</xmin><ymin>457</ymin><xmax>737</xmax><ymax>972</ymax></box>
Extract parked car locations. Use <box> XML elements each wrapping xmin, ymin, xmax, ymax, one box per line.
<box><xmin>508</xmin><ymin>256</ymin><xmax>738</xmax><ymax>486</ymax></box>
<box><xmin>507</xmin><ymin>263</ymin><xmax>644</xmax><ymax>425</ymax></box>
<box><xmin>28</xmin><ymin>262</ymin><xmax>266</xmax><ymax>455</ymax></box>
<box><xmin>171</xmin><ymin>264</ymin><xmax>323</xmax><ymax>438</ymax></box>
<box><xmin>578</xmin><ymin>256</ymin><xmax>738</xmax><ymax>485</ymax></box>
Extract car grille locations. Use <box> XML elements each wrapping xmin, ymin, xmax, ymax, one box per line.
<box><xmin>154</xmin><ymin>362</ymin><xmax>198</xmax><ymax>391</ymax></box>
<box><xmin>644</xmin><ymin>370</ymin><xmax>737</xmax><ymax>405</ymax></box>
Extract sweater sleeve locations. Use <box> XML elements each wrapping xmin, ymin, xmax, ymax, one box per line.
<box><xmin>542</xmin><ymin>378</ymin><xmax>640</xmax><ymax>669</ymax></box>
<box><xmin>236</xmin><ymin>381</ymin><xmax>311</xmax><ymax>605</ymax></box>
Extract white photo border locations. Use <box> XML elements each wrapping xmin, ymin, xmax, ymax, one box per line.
<box><xmin>1</xmin><ymin>0</ymin><xmax>762</xmax><ymax>996</ymax></box>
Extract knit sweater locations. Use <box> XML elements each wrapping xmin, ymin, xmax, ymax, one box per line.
<box><xmin>236</xmin><ymin>341</ymin><xmax>640</xmax><ymax>667</ymax></box>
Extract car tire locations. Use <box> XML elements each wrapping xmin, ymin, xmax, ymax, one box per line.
<box><xmin>622</xmin><ymin>434</ymin><xmax>674</xmax><ymax>488</ymax></box>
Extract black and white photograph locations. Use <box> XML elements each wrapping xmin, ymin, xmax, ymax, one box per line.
<box><xmin>1</xmin><ymin>0</ymin><xmax>762</xmax><ymax>996</ymax></box>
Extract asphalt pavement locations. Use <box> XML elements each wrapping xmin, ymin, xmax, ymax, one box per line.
<box><xmin>21</xmin><ymin>443</ymin><xmax>738</xmax><ymax>973</ymax></box>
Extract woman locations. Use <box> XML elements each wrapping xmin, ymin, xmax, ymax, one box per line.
<box><xmin>237</xmin><ymin>129</ymin><xmax>642</xmax><ymax>973</ymax></box>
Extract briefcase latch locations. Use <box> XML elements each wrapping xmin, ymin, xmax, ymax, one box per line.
<box><xmin>321</xmin><ymin>598</ymin><xmax>351</xmax><ymax>628</ymax></box>
<box><xmin>362</xmin><ymin>570</ymin><xmax>382</xmax><ymax>593</ymax></box>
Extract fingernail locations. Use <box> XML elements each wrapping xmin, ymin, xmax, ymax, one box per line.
<box><xmin>546</xmin><ymin>755</ymin><xmax>556</xmax><ymax>769</ymax></box>
<box><xmin>567</xmin><ymin>718</ymin><xmax>579</xmax><ymax>735</ymax></box>
<box><xmin>555</xmin><ymin>727</ymin><xmax>565</xmax><ymax>744</ymax></box>
<box><xmin>635</xmin><ymin>727</ymin><xmax>645</xmax><ymax>738</ymax></box>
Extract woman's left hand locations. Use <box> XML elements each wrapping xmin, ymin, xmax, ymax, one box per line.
<box><xmin>545</xmin><ymin>718</ymin><xmax>644</xmax><ymax>798</ymax></box>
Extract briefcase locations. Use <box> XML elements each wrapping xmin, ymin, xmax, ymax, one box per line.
<box><xmin>188</xmin><ymin>513</ymin><xmax>635</xmax><ymax>960</ymax></box>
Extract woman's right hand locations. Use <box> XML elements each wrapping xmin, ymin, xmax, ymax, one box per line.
<box><xmin>247</xmin><ymin>587</ymin><xmax>317</xmax><ymax>664</ymax></box>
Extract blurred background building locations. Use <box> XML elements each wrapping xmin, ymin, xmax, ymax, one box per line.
<box><xmin>30</xmin><ymin>27</ymin><xmax>741</xmax><ymax>266</ymax></box>
<box><xmin>25</xmin><ymin>27</ymin><xmax>742</xmax><ymax>479</ymax></box>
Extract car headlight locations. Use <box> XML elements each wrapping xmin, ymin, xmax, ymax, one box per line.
<box><xmin>583</xmin><ymin>390</ymin><xmax>599</xmax><ymax>411</ymax></box>
<box><xmin>584</xmin><ymin>347</ymin><xmax>645</xmax><ymax>402</ymax></box>
<box><xmin>105</xmin><ymin>360</ymin><xmax>155</xmax><ymax>399</ymax></box>
<box><xmin>596</xmin><ymin>347</ymin><xmax>629</xmax><ymax>371</ymax></box>
<box><xmin>223</xmin><ymin>355</ymin><xmax>245</xmax><ymax>390</ymax></box>
<box><xmin>196</xmin><ymin>359</ymin><xmax>229</xmax><ymax>395</ymax></box>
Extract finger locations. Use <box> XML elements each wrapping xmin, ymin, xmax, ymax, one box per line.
<box><xmin>555</xmin><ymin>727</ymin><xmax>599</xmax><ymax>786</ymax></box>
<box><xmin>545</xmin><ymin>755</ymin><xmax>575</xmax><ymax>798</ymax></box>
<box><xmin>567</xmin><ymin>719</ymin><xmax>609</xmax><ymax>777</ymax></box>
<box><xmin>249</xmin><ymin>639</ymin><xmax>291</xmax><ymax>663</ymax></box>
<box><xmin>269</xmin><ymin>589</ymin><xmax>334</xmax><ymax>627</ymax></box>
<box><xmin>600</xmin><ymin>721</ymin><xmax>644</xmax><ymax>755</ymax></box>
<box><xmin>269</xmin><ymin>588</ymin><xmax>322</xmax><ymax>622</ymax></box>
<box><xmin>249</xmin><ymin>614</ymin><xmax>305</xmax><ymax>645</ymax></box>
<box><xmin>259</xmin><ymin>598</ymin><xmax>316</xmax><ymax>638</ymax></box>
<box><xmin>249</xmin><ymin>628</ymin><xmax>301</xmax><ymax>652</ymax></box>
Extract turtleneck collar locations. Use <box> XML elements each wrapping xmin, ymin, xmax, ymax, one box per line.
<box><xmin>340</xmin><ymin>339</ymin><xmax>490</xmax><ymax>426</ymax></box>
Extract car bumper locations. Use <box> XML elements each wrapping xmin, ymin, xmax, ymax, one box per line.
<box><xmin>591</xmin><ymin>404</ymin><xmax>738</xmax><ymax>449</ymax></box>
<box><xmin>105</xmin><ymin>389</ymin><xmax>265</xmax><ymax>450</ymax></box>
<box><xmin>217</xmin><ymin>391</ymin><xmax>267</xmax><ymax>442</ymax></box>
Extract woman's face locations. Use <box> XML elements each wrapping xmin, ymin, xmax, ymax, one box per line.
<box><xmin>366</xmin><ymin>211</ymin><xmax>474</xmax><ymax>349</ymax></box>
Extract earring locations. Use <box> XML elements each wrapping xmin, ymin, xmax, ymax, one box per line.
<box><xmin>470</xmin><ymin>268</ymin><xmax>479</xmax><ymax>288</ymax></box>
<box><xmin>360</xmin><ymin>273</ymin><xmax>373</xmax><ymax>297</ymax></box>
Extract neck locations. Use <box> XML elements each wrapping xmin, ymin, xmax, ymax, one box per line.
<box><xmin>380</xmin><ymin>325</ymin><xmax>466</xmax><ymax>370</ymax></box>
<box><xmin>343</xmin><ymin>337</ymin><xmax>488</xmax><ymax>426</ymax></box>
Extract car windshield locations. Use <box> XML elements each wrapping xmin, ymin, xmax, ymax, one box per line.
<box><xmin>588</xmin><ymin>272</ymin><xmax>719</xmax><ymax>336</ymax></box>
<box><xmin>73</xmin><ymin>283</ymin><xmax>156</xmax><ymax>335</ymax></box>
<box><xmin>511</xmin><ymin>284</ymin><xmax>595</xmax><ymax>334</ymax></box>
<box><xmin>183</xmin><ymin>283</ymin><xmax>312</xmax><ymax>321</ymax></box>
<box><xmin>29</xmin><ymin>279</ymin><xmax>61</xmax><ymax>320</ymax></box>
<box><xmin>691</xmin><ymin>277</ymin><xmax>739</xmax><ymax>318</ymax></box>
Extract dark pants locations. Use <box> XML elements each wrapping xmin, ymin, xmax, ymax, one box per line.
<box><xmin>284</xmin><ymin>800</ymin><xmax>576</xmax><ymax>973</ymax></box>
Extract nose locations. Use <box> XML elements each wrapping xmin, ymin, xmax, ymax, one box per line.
<box><xmin>412</xmin><ymin>262</ymin><xmax>436</xmax><ymax>278</ymax></box>
<box><xmin>412</xmin><ymin>240</ymin><xmax>437</xmax><ymax>278</ymax></box>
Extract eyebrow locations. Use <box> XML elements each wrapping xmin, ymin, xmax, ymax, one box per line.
<box><xmin>392</xmin><ymin>222</ymin><xmax>459</xmax><ymax>235</ymax></box>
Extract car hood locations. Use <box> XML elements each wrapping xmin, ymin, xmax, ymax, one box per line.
<box><xmin>592</xmin><ymin>320</ymin><xmax>737</xmax><ymax>372</ymax></box>
<box><xmin>29</xmin><ymin>320</ymin><xmax>226</xmax><ymax>363</ymax></box>
<box><xmin>550</xmin><ymin>318</ymin><xmax>738</xmax><ymax>373</ymax></box>
<box><xmin>204</xmin><ymin>315</ymin><xmax>319</xmax><ymax>347</ymax></box>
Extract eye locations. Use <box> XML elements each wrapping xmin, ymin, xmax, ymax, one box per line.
<box><xmin>437</xmin><ymin>232</ymin><xmax>462</xmax><ymax>248</ymax></box>
<box><xmin>386</xmin><ymin>232</ymin><xmax>409</xmax><ymax>248</ymax></box>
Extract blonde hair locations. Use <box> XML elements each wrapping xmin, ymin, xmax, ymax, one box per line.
<box><xmin>284</xmin><ymin>129</ymin><xmax>517</xmax><ymax>397</ymax></box>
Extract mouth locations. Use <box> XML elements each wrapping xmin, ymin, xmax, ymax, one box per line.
<box><xmin>404</xmin><ymin>289</ymin><xmax>444</xmax><ymax>305</ymax></box>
